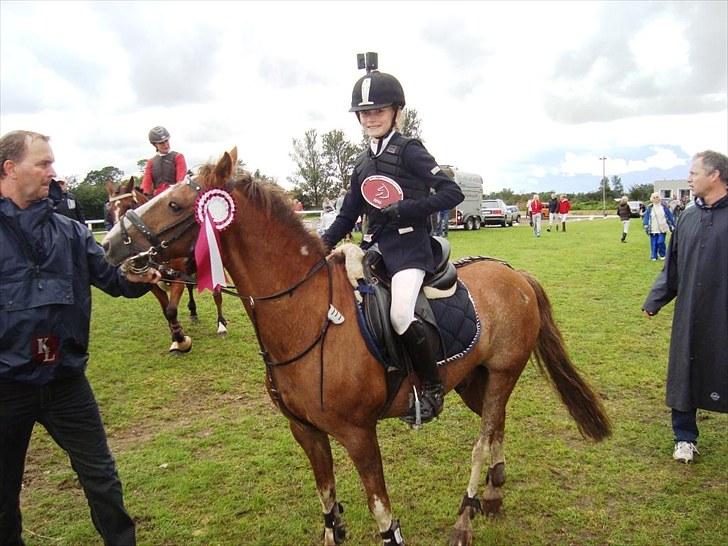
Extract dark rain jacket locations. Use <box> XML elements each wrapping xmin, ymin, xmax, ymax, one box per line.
<box><xmin>54</xmin><ymin>191</ymin><xmax>86</xmax><ymax>225</ymax></box>
<box><xmin>322</xmin><ymin>132</ymin><xmax>464</xmax><ymax>275</ymax></box>
<box><xmin>0</xmin><ymin>197</ymin><xmax>150</xmax><ymax>385</ymax></box>
<box><xmin>617</xmin><ymin>203</ymin><xmax>632</xmax><ymax>221</ymax></box>
<box><xmin>643</xmin><ymin>194</ymin><xmax>728</xmax><ymax>413</ymax></box>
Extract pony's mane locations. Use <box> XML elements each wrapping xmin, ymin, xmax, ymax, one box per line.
<box><xmin>198</xmin><ymin>164</ymin><xmax>325</xmax><ymax>252</ymax></box>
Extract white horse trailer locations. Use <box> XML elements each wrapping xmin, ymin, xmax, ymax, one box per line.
<box><xmin>440</xmin><ymin>165</ymin><xmax>484</xmax><ymax>230</ymax></box>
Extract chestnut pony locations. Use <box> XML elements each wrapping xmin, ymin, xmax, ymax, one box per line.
<box><xmin>103</xmin><ymin>150</ymin><xmax>610</xmax><ymax>546</ymax></box>
<box><xmin>106</xmin><ymin>177</ymin><xmax>227</xmax><ymax>352</ymax></box>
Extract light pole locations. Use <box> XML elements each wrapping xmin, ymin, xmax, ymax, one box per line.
<box><xmin>599</xmin><ymin>156</ymin><xmax>607</xmax><ymax>217</ymax></box>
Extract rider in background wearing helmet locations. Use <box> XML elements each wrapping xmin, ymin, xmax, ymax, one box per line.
<box><xmin>322</xmin><ymin>65</ymin><xmax>464</xmax><ymax>425</ymax></box>
<box><xmin>141</xmin><ymin>126</ymin><xmax>187</xmax><ymax>197</ymax></box>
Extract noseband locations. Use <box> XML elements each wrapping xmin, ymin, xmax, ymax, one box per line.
<box><xmin>118</xmin><ymin>177</ymin><xmax>202</xmax><ymax>273</ymax></box>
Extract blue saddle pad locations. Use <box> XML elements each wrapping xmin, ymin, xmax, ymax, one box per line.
<box><xmin>430</xmin><ymin>280</ymin><xmax>481</xmax><ymax>365</ymax></box>
<box><xmin>355</xmin><ymin>280</ymin><xmax>481</xmax><ymax>368</ymax></box>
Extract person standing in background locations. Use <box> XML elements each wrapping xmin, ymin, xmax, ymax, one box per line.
<box><xmin>643</xmin><ymin>150</ymin><xmax>728</xmax><ymax>464</ymax></box>
<box><xmin>617</xmin><ymin>195</ymin><xmax>632</xmax><ymax>242</ymax></box>
<box><xmin>557</xmin><ymin>194</ymin><xmax>571</xmax><ymax>232</ymax></box>
<box><xmin>643</xmin><ymin>192</ymin><xmax>675</xmax><ymax>260</ymax></box>
<box><xmin>529</xmin><ymin>193</ymin><xmax>542</xmax><ymax>237</ymax></box>
<box><xmin>547</xmin><ymin>193</ymin><xmax>558</xmax><ymax>232</ymax></box>
<box><xmin>50</xmin><ymin>178</ymin><xmax>86</xmax><ymax>226</ymax></box>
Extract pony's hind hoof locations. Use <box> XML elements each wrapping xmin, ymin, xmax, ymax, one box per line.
<box><xmin>217</xmin><ymin>323</ymin><xmax>228</xmax><ymax>337</ymax></box>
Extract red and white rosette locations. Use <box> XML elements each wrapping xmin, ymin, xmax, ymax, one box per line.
<box><xmin>194</xmin><ymin>189</ymin><xmax>236</xmax><ymax>292</ymax></box>
<box><xmin>361</xmin><ymin>175</ymin><xmax>404</xmax><ymax>209</ymax></box>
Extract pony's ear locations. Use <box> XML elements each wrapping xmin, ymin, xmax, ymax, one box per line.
<box><xmin>213</xmin><ymin>151</ymin><xmax>234</xmax><ymax>187</ymax></box>
<box><xmin>229</xmin><ymin>147</ymin><xmax>238</xmax><ymax>169</ymax></box>
<box><xmin>121</xmin><ymin>177</ymin><xmax>133</xmax><ymax>193</ymax></box>
<box><xmin>106</xmin><ymin>180</ymin><xmax>116</xmax><ymax>197</ymax></box>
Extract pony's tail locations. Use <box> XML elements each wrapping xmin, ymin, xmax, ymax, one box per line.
<box><xmin>520</xmin><ymin>270</ymin><xmax>612</xmax><ymax>441</ymax></box>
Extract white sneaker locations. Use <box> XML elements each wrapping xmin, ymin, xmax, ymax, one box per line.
<box><xmin>673</xmin><ymin>441</ymin><xmax>699</xmax><ymax>463</ymax></box>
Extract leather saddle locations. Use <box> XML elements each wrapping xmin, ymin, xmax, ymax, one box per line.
<box><xmin>357</xmin><ymin>236</ymin><xmax>457</xmax><ymax>372</ymax></box>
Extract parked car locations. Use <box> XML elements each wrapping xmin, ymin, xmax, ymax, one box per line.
<box><xmin>628</xmin><ymin>201</ymin><xmax>643</xmax><ymax>218</ymax></box>
<box><xmin>506</xmin><ymin>205</ymin><xmax>521</xmax><ymax>223</ymax></box>
<box><xmin>480</xmin><ymin>199</ymin><xmax>513</xmax><ymax>227</ymax></box>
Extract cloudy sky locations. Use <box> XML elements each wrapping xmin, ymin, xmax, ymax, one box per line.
<box><xmin>1</xmin><ymin>1</ymin><xmax>726</xmax><ymax>195</ymax></box>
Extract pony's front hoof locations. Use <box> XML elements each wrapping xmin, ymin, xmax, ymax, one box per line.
<box><xmin>189</xmin><ymin>315</ymin><xmax>199</xmax><ymax>323</ymax></box>
<box><xmin>449</xmin><ymin>528</ymin><xmax>474</xmax><ymax>546</ymax></box>
<box><xmin>216</xmin><ymin>323</ymin><xmax>228</xmax><ymax>337</ymax></box>
<box><xmin>169</xmin><ymin>336</ymin><xmax>192</xmax><ymax>353</ymax></box>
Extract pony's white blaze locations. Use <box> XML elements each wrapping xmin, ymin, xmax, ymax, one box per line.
<box><xmin>300</xmin><ymin>245</ymin><xmax>310</xmax><ymax>256</ymax></box>
<box><xmin>372</xmin><ymin>495</ymin><xmax>392</xmax><ymax>532</ymax></box>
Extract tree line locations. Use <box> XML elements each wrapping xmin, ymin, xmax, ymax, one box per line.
<box><xmin>485</xmin><ymin>176</ymin><xmax>655</xmax><ymax>210</ymax></box>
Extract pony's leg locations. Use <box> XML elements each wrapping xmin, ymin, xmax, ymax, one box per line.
<box><xmin>450</xmin><ymin>368</ymin><xmax>520</xmax><ymax>546</ymax></box>
<box><xmin>186</xmin><ymin>284</ymin><xmax>198</xmax><ymax>322</ymax></box>
<box><xmin>213</xmin><ymin>289</ymin><xmax>227</xmax><ymax>336</ymax></box>
<box><xmin>150</xmin><ymin>285</ymin><xmax>184</xmax><ymax>349</ymax></box>
<box><xmin>339</xmin><ymin>427</ymin><xmax>404</xmax><ymax>546</ymax></box>
<box><xmin>476</xmin><ymin>369</ymin><xmax>520</xmax><ymax>515</ymax></box>
<box><xmin>288</xmin><ymin>422</ymin><xmax>346</xmax><ymax>546</ymax></box>
<box><xmin>165</xmin><ymin>283</ymin><xmax>192</xmax><ymax>353</ymax></box>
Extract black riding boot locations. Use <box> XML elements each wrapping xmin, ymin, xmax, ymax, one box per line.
<box><xmin>621</xmin><ymin>232</ymin><xmax>627</xmax><ymax>242</ymax></box>
<box><xmin>562</xmin><ymin>222</ymin><xmax>566</xmax><ymax>232</ymax></box>
<box><xmin>400</xmin><ymin>320</ymin><xmax>444</xmax><ymax>425</ymax></box>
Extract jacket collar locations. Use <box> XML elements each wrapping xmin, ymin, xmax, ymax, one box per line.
<box><xmin>695</xmin><ymin>192</ymin><xmax>728</xmax><ymax>210</ymax></box>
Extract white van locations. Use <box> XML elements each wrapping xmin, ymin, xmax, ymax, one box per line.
<box><xmin>440</xmin><ymin>165</ymin><xmax>484</xmax><ymax>230</ymax></box>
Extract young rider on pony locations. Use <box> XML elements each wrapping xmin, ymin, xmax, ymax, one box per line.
<box><xmin>322</xmin><ymin>68</ymin><xmax>464</xmax><ymax>424</ymax></box>
<box><xmin>141</xmin><ymin>126</ymin><xmax>187</xmax><ymax>197</ymax></box>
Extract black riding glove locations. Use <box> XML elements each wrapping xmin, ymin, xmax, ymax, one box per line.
<box><xmin>381</xmin><ymin>202</ymin><xmax>401</xmax><ymax>223</ymax></box>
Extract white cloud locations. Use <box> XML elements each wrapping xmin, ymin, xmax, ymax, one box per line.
<box><xmin>1</xmin><ymin>0</ymin><xmax>726</xmax><ymax>196</ymax></box>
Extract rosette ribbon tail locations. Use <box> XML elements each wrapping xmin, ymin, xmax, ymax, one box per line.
<box><xmin>194</xmin><ymin>209</ymin><xmax>227</xmax><ymax>292</ymax></box>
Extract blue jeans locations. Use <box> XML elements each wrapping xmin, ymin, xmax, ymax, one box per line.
<box><xmin>672</xmin><ymin>408</ymin><xmax>698</xmax><ymax>444</ymax></box>
<box><xmin>0</xmin><ymin>375</ymin><xmax>135</xmax><ymax>546</ymax></box>
<box><xmin>649</xmin><ymin>232</ymin><xmax>667</xmax><ymax>259</ymax></box>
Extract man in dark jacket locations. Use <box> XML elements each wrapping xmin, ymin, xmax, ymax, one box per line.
<box><xmin>643</xmin><ymin>150</ymin><xmax>728</xmax><ymax>464</ymax></box>
<box><xmin>547</xmin><ymin>193</ymin><xmax>558</xmax><ymax>232</ymax></box>
<box><xmin>0</xmin><ymin>130</ymin><xmax>161</xmax><ymax>545</ymax></box>
<box><xmin>50</xmin><ymin>178</ymin><xmax>86</xmax><ymax>225</ymax></box>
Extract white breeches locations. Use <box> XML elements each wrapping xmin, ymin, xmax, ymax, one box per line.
<box><xmin>390</xmin><ymin>268</ymin><xmax>426</xmax><ymax>335</ymax></box>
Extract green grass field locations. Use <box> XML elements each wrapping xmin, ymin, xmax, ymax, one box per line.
<box><xmin>18</xmin><ymin>218</ymin><xmax>728</xmax><ymax>545</ymax></box>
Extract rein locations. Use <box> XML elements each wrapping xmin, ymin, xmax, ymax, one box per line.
<box><xmin>246</xmin><ymin>257</ymin><xmax>334</xmax><ymax>411</ymax></box>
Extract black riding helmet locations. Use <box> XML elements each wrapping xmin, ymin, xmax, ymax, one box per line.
<box><xmin>350</xmin><ymin>71</ymin><xmax>405</xmax><ymax>113</ymax></box>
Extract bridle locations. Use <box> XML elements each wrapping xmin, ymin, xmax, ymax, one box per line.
<box><xmin>115</xmin><ymin>173</ymin><xmax>336</xmax><ymax>415</ymax></box>
<box><xmin>118</xmin><ymin>177</ymin><xmax>202</xmax><ymax>274</ymax></box>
